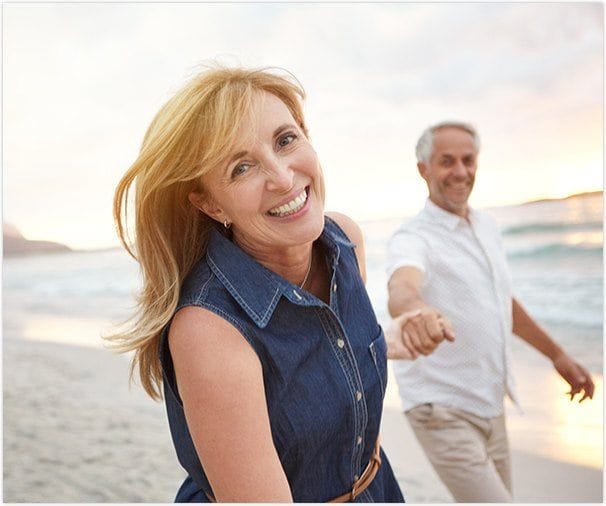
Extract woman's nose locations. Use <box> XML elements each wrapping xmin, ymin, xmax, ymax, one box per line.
<box><xmin>265</xmin><ymin>159</ymin><xmax>295</xmax><ymax>192</ymax></box>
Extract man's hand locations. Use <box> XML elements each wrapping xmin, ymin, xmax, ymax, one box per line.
<box><xmin>386</xmin><ymin>307</ymin><xmax>455</xmax><ymax>360</ymax></box>
<box><xmin>553</xmin><ymin>352</ymin><xmax>595</xmax><ymax>402</ymax></box>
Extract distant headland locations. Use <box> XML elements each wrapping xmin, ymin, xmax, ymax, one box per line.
<box><xmin>521</xmin><ymin>190</ymin><xmax>602</xmax><ymax>205</ymax></box>
<box><xmin>3</xmin><ymin>223</ymin><xmax>72</xmax><ymax>257</ymax></box>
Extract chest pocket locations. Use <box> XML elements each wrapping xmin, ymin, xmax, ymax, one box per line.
<box><xmin>368</xmin><ymin>328</ymin><xmax>388</xmax><ymax>397</ymax></box>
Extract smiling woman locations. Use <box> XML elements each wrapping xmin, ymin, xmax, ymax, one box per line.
<box><xmin>106</xmin><ymin>65</ymin><xmax>413</xmax><ymax>503</ymax></box>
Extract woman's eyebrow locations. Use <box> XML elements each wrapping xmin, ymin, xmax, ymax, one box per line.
<box><xmin>226</xmin><ymin>150</ymin><xmax>247</xmax><ymax>166</ymax></box>
<box><xmin>273</xmin><ymin>123</ymin><xmax>296</xmax><ymax>137</ymax></box>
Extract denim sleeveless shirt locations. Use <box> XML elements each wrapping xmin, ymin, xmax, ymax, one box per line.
<box><xmin>159</xmin><ymin>217</ymin><xmax>405</xmax><ymax>502</ymax></box>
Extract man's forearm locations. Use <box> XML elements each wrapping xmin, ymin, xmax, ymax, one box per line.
<box><xmin>512</xmin><ymin>297</ymin><xmax>564</xmax><ymax>361</ymax></box>
<box><xmin>387</xmin><ymin>280</ymin><xmax>427</xmax><ymax>317</ymax></box>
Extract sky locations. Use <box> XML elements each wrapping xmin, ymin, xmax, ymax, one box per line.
<box><xmin>3</xmin><ymin>2</ymin><xmax>603</xmax><ymax>250</ymax></box>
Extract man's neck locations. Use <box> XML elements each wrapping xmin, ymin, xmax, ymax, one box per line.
<box><xmin>428</xmin><ymin>196</ymin><xmax>470</xmax><ymax>221</ymax></box>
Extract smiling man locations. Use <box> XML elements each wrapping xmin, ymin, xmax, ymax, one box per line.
<box><xmin>385</xmin><ymin>121</ymin><xmax>594</xmax><ymax>502</ymax></box>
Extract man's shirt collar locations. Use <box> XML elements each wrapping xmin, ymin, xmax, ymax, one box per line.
<box><xmin>423</xmin><ymin>198</ymin><xmax>476</xmax><ymax>231</ymax></box>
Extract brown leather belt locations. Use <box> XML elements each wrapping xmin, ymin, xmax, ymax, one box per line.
<box><xmin>328</xmin><ymin>436</ymin><xmax>382</xmax><ymax>502</ymax></box>
<box><xmin>205</xmin><ymin>437</ymin><xmax>382</xmax><ymax>503</ymax></box>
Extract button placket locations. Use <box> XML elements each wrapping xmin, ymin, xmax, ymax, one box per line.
<box><xmin>325</xmin><ymin>257</ymin><xmax>368</xmax><ymax>476</ymax></box>
<box><xmin>317</xmin><ymin>303</ymin><xmax>368</xmax><ymax>483</ymax></box>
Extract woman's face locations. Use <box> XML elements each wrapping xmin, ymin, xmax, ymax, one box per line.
<box><xmin>196</xmin><ymin>91</ymin><xmax>325</xmax><ymax>255</ymax></box>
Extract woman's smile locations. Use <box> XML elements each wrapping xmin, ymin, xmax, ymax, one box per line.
<box><xmin>267</xmin><ymin>186</ymin><xmax>309</xmax><ymax>218</ymax></box>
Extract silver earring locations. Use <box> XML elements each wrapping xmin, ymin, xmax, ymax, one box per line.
<box><xmin>223</xmin><ymin>220</ymin><xmax>231</xmax><ymax>229</ymax></box>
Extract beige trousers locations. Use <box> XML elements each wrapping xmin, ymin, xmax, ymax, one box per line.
<box><xmin>406</xmin><ymin>403</ymin><xmax>512</xmax><ymax>503</ymax></box>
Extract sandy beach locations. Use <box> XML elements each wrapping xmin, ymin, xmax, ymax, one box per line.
<box><xmin>3</xmin><ymin>336</ymin><xmax>602</xmax><ymax>503</ymax></box>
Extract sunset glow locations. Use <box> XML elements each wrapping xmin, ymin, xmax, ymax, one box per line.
<box><xmin>4</xmin><ymin>3</ymin><xmax>603</xmax><ymax>251</ymax></box>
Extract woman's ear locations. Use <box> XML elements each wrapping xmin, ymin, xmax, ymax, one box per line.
<box><xmin>188</xmin><ymin>191</ymin><xmax>228</xmax><ymax>224</ymax></box>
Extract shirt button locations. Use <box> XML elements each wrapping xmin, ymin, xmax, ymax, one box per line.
<box><xmin>354</xmin><ymin>474</ymin><xmax>359</xmax><ymax>481</ymax></box>
<box><xmin>292</xmin><ymin>289</ymin><xmax>302</xmax><ymax>300</ymax></box>
<box><xmin>332</xmin><ymin>283</ymin><xmax>337</xmax><ymax>292</ymax></box>
<box><xmin>337</xmin><ymin>339</ymin><xmax>345</xmax><ymax>348</ymax></box>
<box><xmin>355</xmin><ymin>391</ymin><xmax>362</xmax><ymax>401</ymax></box>
<box><xmin>356</xmin><ymin>436</ymin><xmax>362</xmax><ymax>445</ymax></box>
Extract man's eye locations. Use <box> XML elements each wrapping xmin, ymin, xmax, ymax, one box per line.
<box><xmin>277</xmin><ymin>134</ymin><xmax>296</xmax><ymax>148</ymax></box>
<box><xmin>231</xmin><ymin>163</ymin><xmax>250</xmax><ymax>178</ymax></box>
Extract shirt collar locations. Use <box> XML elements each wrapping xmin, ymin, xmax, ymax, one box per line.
<box><xmin>205</xmin><ymin>217</ymin><xmax>354</xmax><ymax>328</ymax></box>
<box><xmin>423</xmin><ymin>198</ymin><xmax>474</xmax><ymax>231</ymax></box>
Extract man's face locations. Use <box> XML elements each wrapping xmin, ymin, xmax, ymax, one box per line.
<box><xmin>418</xmin><ymin>127</ymin><xmax>478</xmax><ymax>218</ymax></box>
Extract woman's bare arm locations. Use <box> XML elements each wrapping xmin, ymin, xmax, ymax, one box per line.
<box><xmin>169</xmin><ymin>306</ymin><xmax>293</xmax><ymax>502</ymax></box>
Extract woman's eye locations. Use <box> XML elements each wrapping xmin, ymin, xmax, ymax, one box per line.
<box><xmin>231</xmin><ymin>163</ymin><xmax>250</xmax><ymax>178</ymax></box>
<box><xmin>277</xmin><ymin>134</ymin><xmax>296</xmax><ymax>148</ymax></box>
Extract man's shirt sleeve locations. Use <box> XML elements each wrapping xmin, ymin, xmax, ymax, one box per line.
<box><xmin>386</xmin><ymin>227</ymin><xmax>428</xmax><ymax>279</ymax></box>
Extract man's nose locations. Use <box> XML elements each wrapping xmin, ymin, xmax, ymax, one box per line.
<box><xmin>452</xmin><ymin>160</ymin><xmax>468</xmax><ymax>177</ymax></box>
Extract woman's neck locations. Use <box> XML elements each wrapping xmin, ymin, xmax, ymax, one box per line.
<box><xmin>233</xmin><ymin>234</ymin><xmax>315</xmax><ymax>288</ymax></box>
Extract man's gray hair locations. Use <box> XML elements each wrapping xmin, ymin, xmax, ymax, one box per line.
<box><xmin>415</xmin><ymin>121</ymin><xmax>481</xmax><ymax>164</ymax></box>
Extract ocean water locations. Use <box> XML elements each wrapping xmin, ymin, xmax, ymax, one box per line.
<box><xmin>3</xmin><ymin>193</ymin><xmax>603</xmax><ymax>469</ymax></box>
<box><xmin>3</xmin><ymin>194</ymin><xmax>602</xmax><ymax>365</ymax></box>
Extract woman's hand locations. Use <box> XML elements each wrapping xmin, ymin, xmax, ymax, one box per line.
<box><xmin>385</xmin><ymin>307</ymin><xmax>455</xmax><ymax>360</ymax></box>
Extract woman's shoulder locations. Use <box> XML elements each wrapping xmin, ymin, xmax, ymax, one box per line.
<box><xmin>177</xmin><ymin>255</ymin><xmax>216</xmax><ymax>307</ymax></box>
<box><xmin>324</xmin><ymin>211</ymin><xmax>364</xmax><ymax>250</ymax></box>
<box><xmin>170</xmin><ymin>304</ymin><xmax>245</xmax><ymax>345</ymax></box>
<box><xmin>168</xmin><ymin>305</ymin><xmax>259</xmax><ymax>381</ymax></box>
<box><xmin>325</xmin><ymin>212</ymin><xmax>366</xmax><ymax>282</ymax></box>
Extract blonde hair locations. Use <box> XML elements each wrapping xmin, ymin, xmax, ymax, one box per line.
<box><xmin>107</xmin><ymin>65</ymin><xmax>308</xmax><ymax>400</ymax></box>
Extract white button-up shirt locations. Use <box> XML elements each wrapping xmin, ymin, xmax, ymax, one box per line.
<box><xmin>386</xmin><ymin>199</ymin><xmax>519</xmax><ymax>418</ymax></box>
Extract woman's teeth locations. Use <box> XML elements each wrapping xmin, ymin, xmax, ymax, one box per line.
<box><xmin>268</xmin><ymin>189</ymin><xmax>307</xmax><ymax>217</ymax></box>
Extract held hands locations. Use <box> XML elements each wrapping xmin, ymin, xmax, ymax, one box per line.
<box><xmin>385</xmin><ymin>306</ymin><xmax>456</xmax><ymax>360</ymax></box>
<box><xmin>553</xmin><ymin>352</ymin><xmax>595</xmax><ymax>403</ymax></box>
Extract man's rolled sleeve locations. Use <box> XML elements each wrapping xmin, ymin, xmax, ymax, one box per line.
<box><xmin>386</xmin><ymin>228</ymin><xmax>428</xmax><ymax>279</ymax></box>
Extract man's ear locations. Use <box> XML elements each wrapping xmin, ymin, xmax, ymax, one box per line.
<box><xmin>188</xmin><ymin>191</ymin><xmax>227</xmax><ymax>224</ymax></box>
<box><xmin>417</xmin><ymin>162</ymin><xmax>429</xmax><ymax>182</ymax></box>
